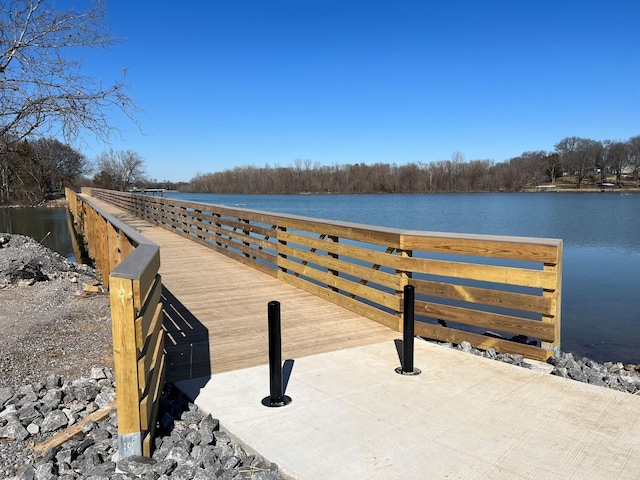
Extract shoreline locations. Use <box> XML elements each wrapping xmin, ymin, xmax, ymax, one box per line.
<box><xmin>0</xmin><ymin>197</ymin><xmax>69</xmax><ymax>208</ymax></box>
<box><xmin>2</xmin><ymin>188</ymin><xmax>639</xmax><ymax>210</ymax></box>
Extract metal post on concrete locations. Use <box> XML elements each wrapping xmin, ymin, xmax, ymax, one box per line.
<box><xmin>263</xmin><ymin>301</ymin><xmax>292</xmax><ymax>407</ymax></box>
<box><xmin>396</xmin><ymin>285</ymin><xmax>421</xmax><ymax>375</ymax></box>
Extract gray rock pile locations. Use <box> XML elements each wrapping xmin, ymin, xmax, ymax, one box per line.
<box><xmin>1</xmin><ymin>371</ymin><xmax>283</xmax><ymax>480</ymax></box>
<box><xmin>435</xmin><ymin>340</ymin><xmax>541</xmax><ymax>369</ymax></box>
<box><xmin>548</xmin><ymin>352</ymin><xmax>640</xmax><ymax>393</ymax></box>
<box><xmin>0</xmin><ymin>234</ymin><xmax>93</xmax><ymax>289</ymax></box>
<box><xmin>0</xmin><ymin>367</ymin><xmax>115</xmax><ymax>477</ymax></box>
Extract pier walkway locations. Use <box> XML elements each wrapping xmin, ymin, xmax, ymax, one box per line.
<box><xmin>88</xmin><ymin>195</ymin><xmax>640</xmax><ymax>480</ymax></box>
<box><xmin>87</xmin><ymin>196</ymin><xmax>398</xmax><ymax>379</ymax></box>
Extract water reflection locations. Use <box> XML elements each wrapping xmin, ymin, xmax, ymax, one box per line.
<box><xmin>0</xmin><ymin>207</ymin><xmax>75</xmax><ymax>260</ymax></box>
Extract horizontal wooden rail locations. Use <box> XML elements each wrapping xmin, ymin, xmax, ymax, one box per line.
<box><xmin>83</xmin><ymin>188</ymin><xmax>562</xmax><ymax>361</ymax></box>
<box><xmin>66</xmin><ymin>188</ymin><xmax>165</xmax><ymax>458</ymax></box>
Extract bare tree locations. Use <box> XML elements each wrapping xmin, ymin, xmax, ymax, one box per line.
<box><xmin>93</xmin><ymin>149</ymin><xmax>146</xmax><ymax>191</ymax></box>
<box><xmin>542</xmin><ymin>152</ymin><xmax>561</xmax><ymax>183</ymax></box>
<box><xmin>555</xmin><ymin>137</ymin><xmax>598</xmax><ymax>188</ymax></box>
<box><xmin>0</xmin><ymin>0</ymin><xmax>137</xmax><ymax>144</ymax></box>
<box><xmin>179</xmin><ymin>136</ymin><xmax>640</xmax><ymax>195</ymax></box>
<box><xmin>583</xmin><ymin>139</ymin><xmax>605</xmax><ymax>186</ymax></box>
<box><xmin>627</xmin><ymin>136</ymin><xmax>640</xmax><ymax>186</ymax></box>
<box><xmin>514</xmin><ymin>151</ymin><xmax>547</xmax><ymax>184</ymax></box>
<box><xmin>33</xmin><ymin>138</ymin><xmax>88</xmax><ymax>191</ymax></box>
<box><xmin>603</xmin><ymin>140</ymin><xmax>629</xmax><ymax>185</ymax></box>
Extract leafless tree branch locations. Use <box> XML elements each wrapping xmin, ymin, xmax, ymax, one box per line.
<box><xmin>0</xmin><ymin>0</ymin><xmax>139</xmax><ymax>145</ymax></box>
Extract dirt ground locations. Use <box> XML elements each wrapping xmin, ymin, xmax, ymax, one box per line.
<box><xmin>0</xmin><ymin>233</ymin><xmax>113</xmax><ymax>390</ymax></box>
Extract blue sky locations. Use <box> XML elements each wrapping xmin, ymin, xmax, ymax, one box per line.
<box><xmin>78</xmin><ymin>0</ymin><xmax>640</xmax><ymax>182</ymax></box>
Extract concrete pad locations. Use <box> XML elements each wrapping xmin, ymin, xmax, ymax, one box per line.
<box><xmin>175</xmin><ymin>339</ymin><xmax>640</xmax><ymax>479</ymax></box>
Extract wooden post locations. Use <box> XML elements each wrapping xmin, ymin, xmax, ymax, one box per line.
<box><xmin>541</xmin><ymin>242</ymin><xmax>562</xmax><ymax>358</ymax></box>
<box><xmin>107</xmin><ymin>224</ymin><xmax>124</xmax><ymax>279</ymax></box>
<box><xmin>328</xmin><ymin>235</ymin><xmax>339</xmax><ymax>292</ymax></box>
<box><xmin>242</xmin><ymin>219</ymin><xmax>251</xmax><ymax>258</ymax></box>
<box><xmin>66</xmin><ymin>211</ymin><xmax>84</xmax><ymax>265</ymax></box>
<box><xmin>277</xmin><ymin>226</ymin><xmax>287</xmax><ymax>274</ymax></box>
<box><xmin>214</xmin><ymin>213</ymin><xmax>223</xmax><ymax>247</ymax></box>
<box><xmin>395</xmin><ymin>248</ymin><xmax>412</xmax><ymax>331</ymax></box>
<box><xmin>194</xmin><ymin>209</ymin><xmax>204</xmax><ymax>240</ymax></box>
<box><xmin>98</xmin><ymin>215</ymin><xmax>110</xmax><ymax>289</ymax></box>
<box><xmin>109</xmin><ymin>276</ymin><xmax>143</xmax><ymax>457</ymax></box>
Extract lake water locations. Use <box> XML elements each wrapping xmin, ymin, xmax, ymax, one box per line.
<box><xmin>168</xmin><ymin>191</ymin><xmax>640</xmax><ymax>365</ymax></box>
<box><xmin>3</xmin><ymin>192</ymin><xmax>638</xmax><ymax>364</ymax></box>
<box><xmin>0</xmin><ymin>207</ymin><xmax>76</xmax><ymax>260</ymax></box>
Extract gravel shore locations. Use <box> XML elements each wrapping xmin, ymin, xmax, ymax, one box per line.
<box><xmin>0</xmin><ymin>234</ymin><xmax>283</xmax><ymax>479</ymax></box>
<box><xmin>1</xmin><ymin>232</ymin><xmax>638</xmax><ymax>478</ymax></box>
<box><xmin>0</xmin><ymin>234</ymin><xmax>112</xmax><ymax>392</ymax></box>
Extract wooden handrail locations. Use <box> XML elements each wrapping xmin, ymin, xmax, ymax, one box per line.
<box><xmin>66</xmin><ymin>188</ymin><xmax>165</xmax><ymax>458</ymax></box>
<box><xmin>83</xmin><ymin>187</ymin><xmax>562</xmax><ymax>361</ymax></box>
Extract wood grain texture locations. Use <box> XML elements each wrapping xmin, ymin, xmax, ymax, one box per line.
<box><xmin>80</xmin><ymin>188</ymin><xmax>561</xmax><ymax>365</ymax></box>
<box><xmin>409</xmin><ymin>278</ymin><xmax>554</xmax><ymax>315</ymax></box>
<box><xmin>414</xmin><ymin>301</ymin><xmax>556</xmax><ymax>342</ymax></box>
<box><xmin>33</xmin><ymin>401</ymin><xmax>117</xmax><ymax>455</ymax></box>
<box><xmin>413</xmin><ymin>322</ymin><xmax>552</xmax><ymax>361</ymax></box>
<box><xmin>109</xmin><ymin>276</ymin><xmax>141</xmax><ymax>435</ymax></box>
<box><xmin>87</xmin><ymin>195</ymin><xmax>399</xmax><ymax>378</ymax></box>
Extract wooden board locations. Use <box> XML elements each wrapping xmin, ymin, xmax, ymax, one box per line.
<box><xmin>33</xmin><ymin>400</ymin><xmax>116</xmax><ymax>455</ymax></box>
<box><xmin>86</xmin><ymin>191</ymin><xmax>561</xmax><ymax>378</ymax></box>
<box><xmin>88</xmin><ymin>195</ymin><xmax>400</xmax><ymax>379</ymax></box>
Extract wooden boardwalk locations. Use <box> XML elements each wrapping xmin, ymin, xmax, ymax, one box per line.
<box><xmin>87</xmin><ymin>196</ymin><xmax>398</xmax><ymax>382</ymax></box>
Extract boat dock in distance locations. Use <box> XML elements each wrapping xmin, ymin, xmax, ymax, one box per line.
<box><xmin>130</xmin><ymin>188</ymin><xmax>169</xmax><ymax>197</ymax></box>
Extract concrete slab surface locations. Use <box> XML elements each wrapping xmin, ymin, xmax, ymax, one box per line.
<box><xmin>176</xmin><ymin>339</ymin><xmax>640</xmax><ymax>480</ymax></box>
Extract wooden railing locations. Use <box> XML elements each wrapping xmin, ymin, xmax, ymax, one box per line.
<box><xmin>66</xmin><ymin>188</ymin><xmax>165</xmax><ymax>458</ymax></box>
<box><xmin>84</xmin><ymin>188</ymin><xmax>563</xmax><ymax>361</ymax></box>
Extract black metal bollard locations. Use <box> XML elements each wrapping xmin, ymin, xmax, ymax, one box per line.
<box><xmin>396</xmin><ymin>285</ymin><xmax>421</xmax><ymax>375</ymax></box>
<box><xmin>263</xmin><ymin>301</ymin><xmax>292</xmax><ymax>407</ymax></box>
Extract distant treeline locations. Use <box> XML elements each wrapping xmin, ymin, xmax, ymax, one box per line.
<box><xmin>185</xmin><ymin>158</ymin><xmax>501</xmax><ymax>194</ymax></box>
<box><xmin>182</xmin><ymin>135</ymin><xmax>640</xmax><ymax>194</ymax></box>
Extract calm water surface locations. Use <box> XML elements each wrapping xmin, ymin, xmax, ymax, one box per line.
<box><xmin>0</xmin><ymin>207</ymin><xmax>75</xmax><ymax>260</ymax></box>
<box><xmin>4</xmin><ymin>193</ymin><xmax>638</xmax><ymax>364</ymax></box>
<box><xmin>170</xmin><ymin>192</ymin><xmax>640</xmax><ymax>365</ymax></box>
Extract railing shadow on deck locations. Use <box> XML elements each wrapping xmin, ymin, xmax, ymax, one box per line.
<box><xmin>162</xmin><ymin>286</ymin><xmax>211</xmax><ymax>388</ymax></box>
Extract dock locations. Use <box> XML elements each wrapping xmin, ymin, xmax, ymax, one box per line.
<box><xmin>86</xmin><ymin>194</ymin><xmax>640</xmax><ymax>479</ymax></box>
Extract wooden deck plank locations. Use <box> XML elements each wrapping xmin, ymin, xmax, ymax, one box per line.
<box><xmin>87</xmin><ymin>196</ymin><xmax>399</xmax><ymax>381</ymax></box>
